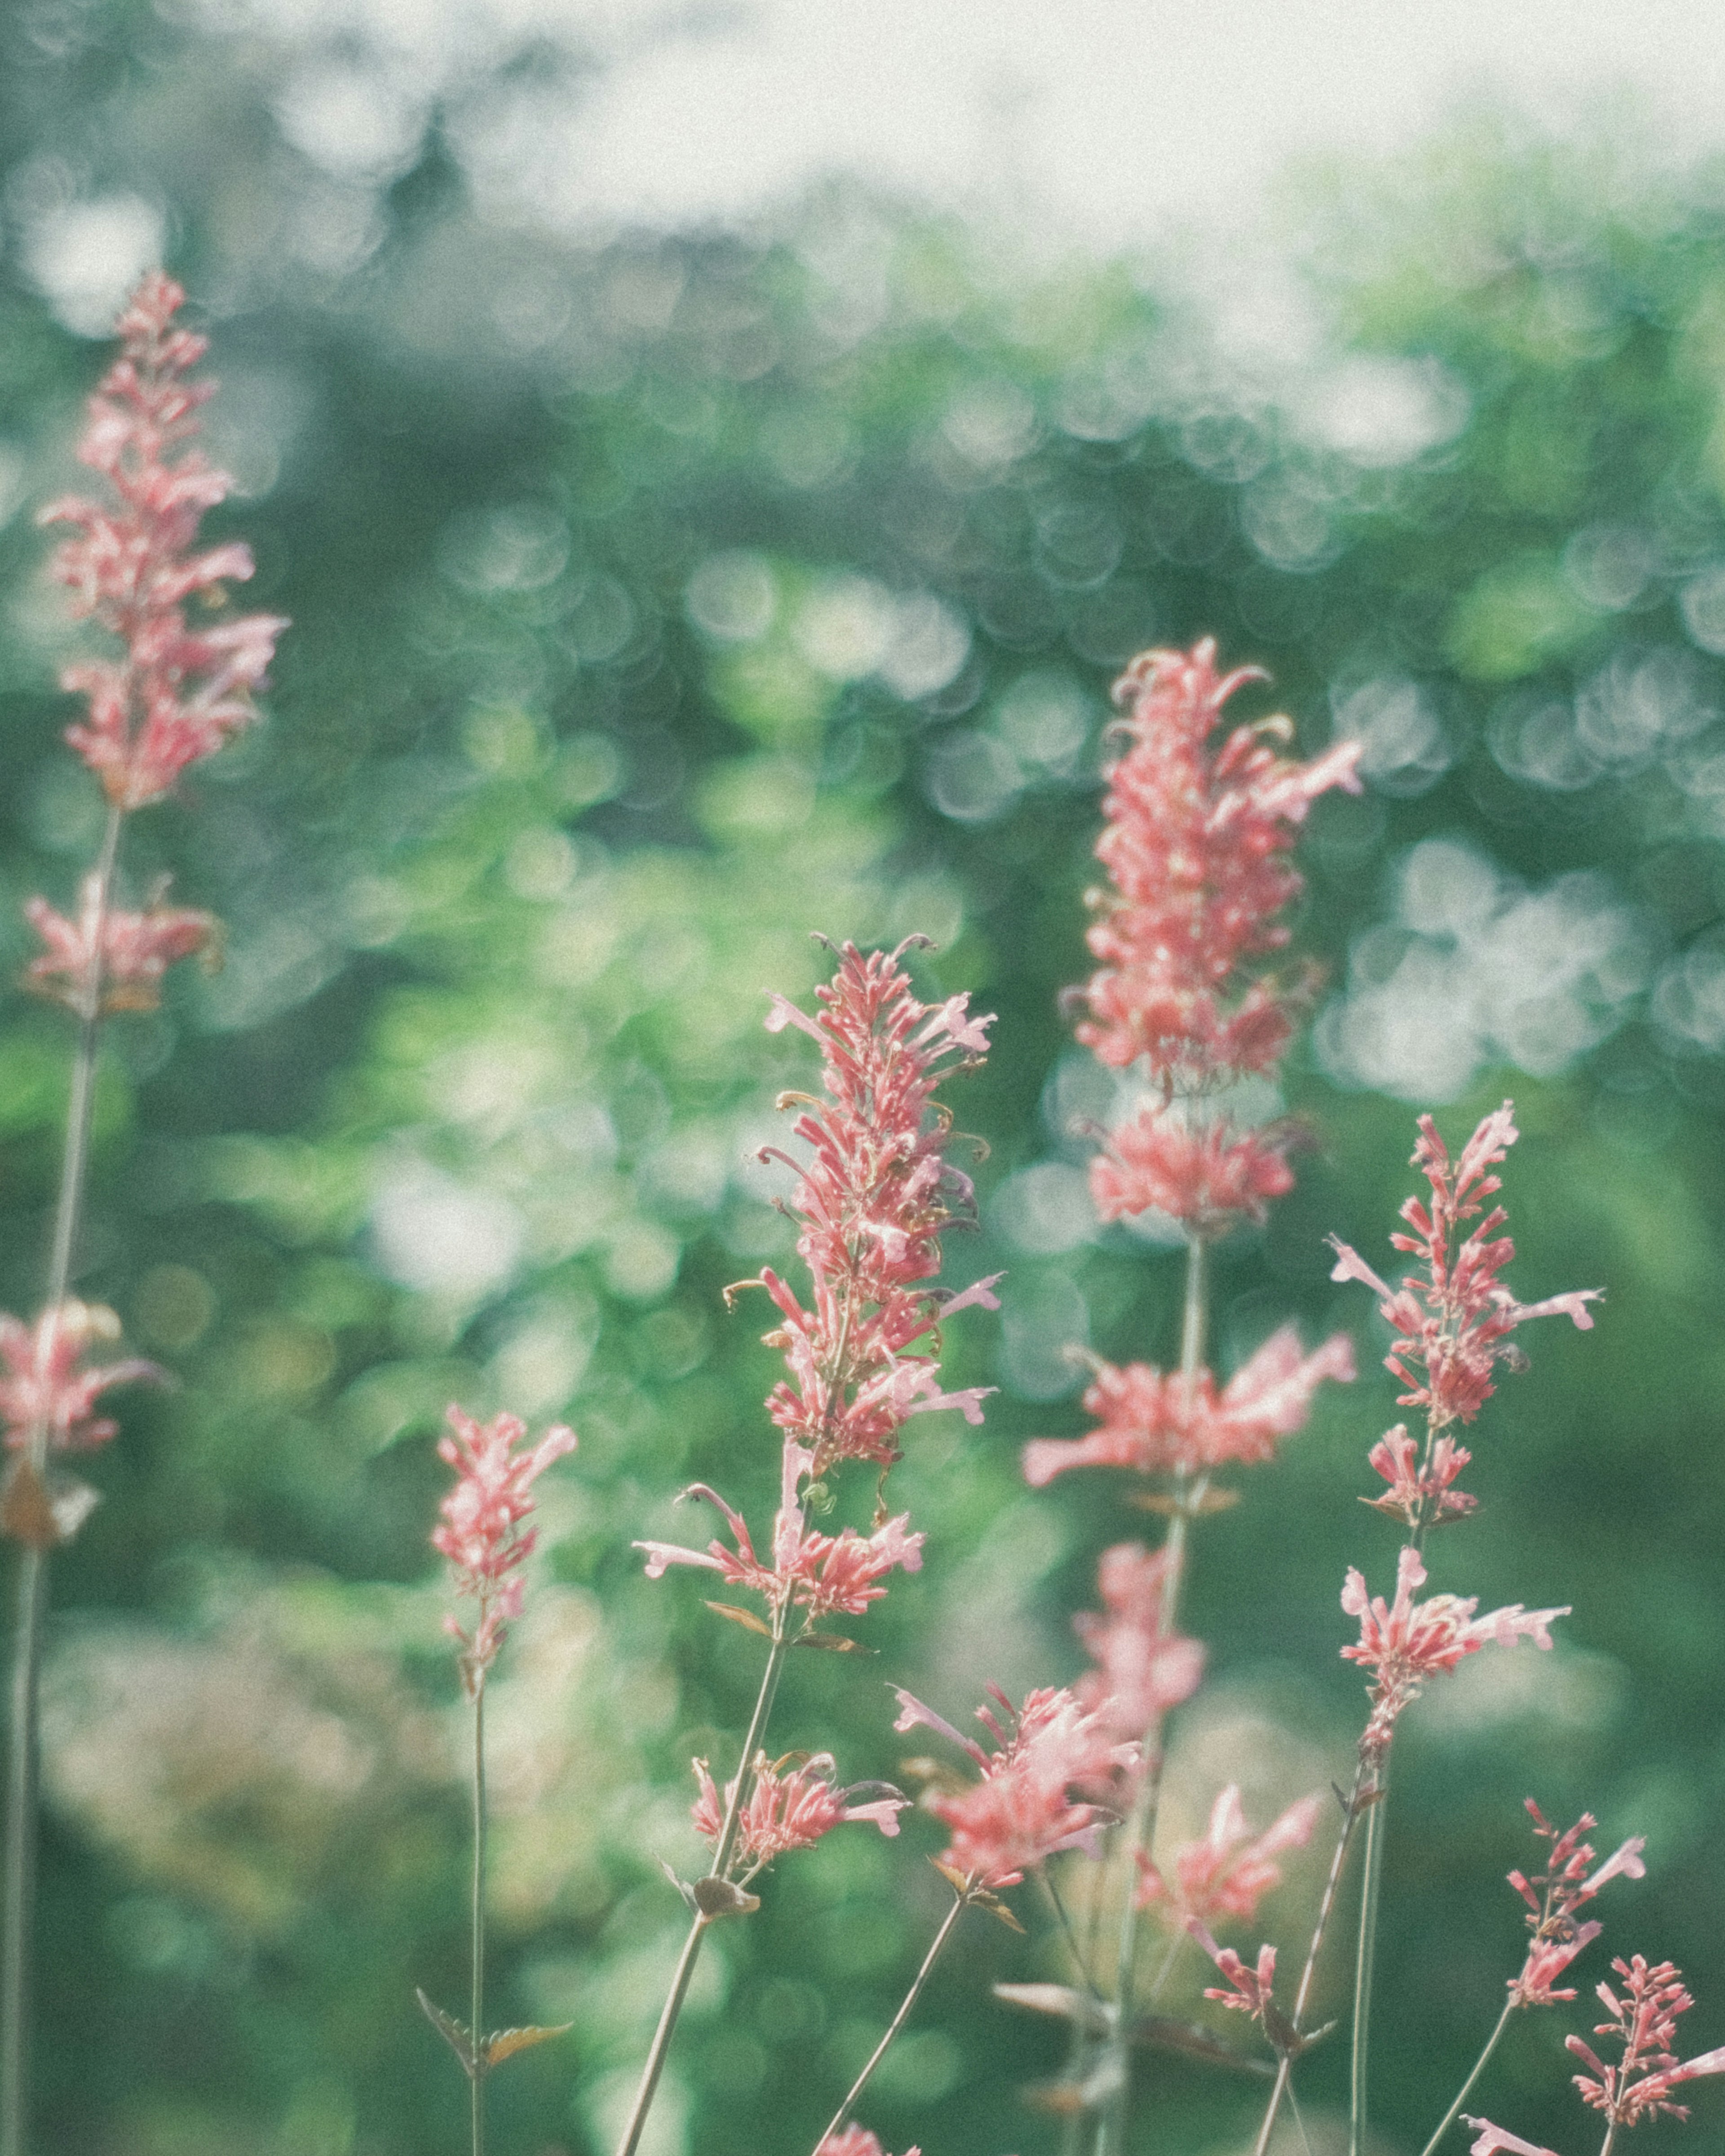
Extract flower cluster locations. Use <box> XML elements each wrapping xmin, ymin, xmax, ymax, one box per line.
<box><xmin>893</xmin><ymin>1684</ymin><xmax>1134</xmax><ymax>1891</ymax></box>
<box><xmin>1341</xmin><ymin>1546</ymin><xmax>1567</xmax><ymax>1764</ymax></box>
<box><xmin>1568</xmin><ymin>1958</ymin><xmax>1725</xmax><ymax>2127</ymax></box>
<box><xmin>814</xmin><ymin>2130</ymin><xmax>922</xmax><ymax>2156</ymax></box>
<box><xmin>25</xmin><ymin>874</ymin><xmax>215</xmax><ymax>1016</ymax></box>
<box><xmin>1330</xmin><ymin>1103</ymin><xmax>1601</xmax><ymax>1450</ymax></box>
<box><xmin>1136</xmin><ymin>1785</ymin><xmax>1321</xmax><ymax>1929</ymax></box>
<box><xmin>637</xmin><ymin>1433</ymin><xmax>923</xmax><ymax>1627</ymax></box>
<box><xmin>691</xmin><ymin>1751</ymin><xmax>906</xmax><ymax>1878</ymax></box>
<box><xmin>1187</xmin><ymin>1920</ymin><xmax>1281</xmax><ymax>2032</ymax></box>
<box><xmin>38</xmin><ymin>272</ymin><xmax>288</xmax><ymax>810</ymax></box>
<box><xmin>1508</xmin><ymin>1801</ymin><xmax>1645</xmax><ymax>2008</ymax></box>
<box><xmin>0</xmin><ymin>1301</ymin><xmax>161</xmax><ymax>1454</ymax></box>
<box><xmin>433</xmin><ymin>1406</ymin><xmax>576</xmax><ymax>1688</ymax></box>
<box><xmin>1071</xmin><ymin>1542</ymin><xmax>1205</xmax><ymax>1743</ymax></box>
<box><xmin>740</xmin><ymin>939</ymin><xmax>998</xmax><ymax>1474</ymax></box>
<box><xmin>1023</xmin><ymin>1325</ymin><xmax>1354</xmax><ymax>1489</ymax></box>
<box><xmin>1089</xmin><ymin>1110</ymin><xmax>1300</xmax><ymax>1230</ymax></box>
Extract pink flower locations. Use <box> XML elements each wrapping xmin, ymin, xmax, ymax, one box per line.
<box><xmin>37</xmin><ymin>272</ymin><xmax>287</xmax><ymax>809</ymax></box>
<box><xmin>1364</xmin><ymin>1423</ymin><xmax>1477</xmax><ymax>1530</ymax></box>
<box><xmin>0</xmin><ymin>1301</ymin><xmax>162</xmax><ymax>1453</ymax></box>
<box><xmin>25</xmin><ymin>873</ymin><xmax>215</xmax><ymax>1016</ymax></box>
<box><xmin>1071</xmin><ymin>1542</ymin><xmax>1205</xmax><ymax>1743</ymax></box>
<box><xmin>1137</xmin><ymin>1785</ymin><xmax>1322</xmax><ymax>1927</ymax></box>
<box><xmin>636</xmin><ymin>1432</ymin><xmax>924</xmax><ymax>1626</ymax></box>
<box><xmin>1508</xmin><ymin>1802</ymin><xmax>1645</xmax><ymax>2007</ymax></box>
<box><xmin>1022</xmin><ymin>1325</ymin><xmax>1354</xmax><ymax>1487</ymax></box>
<box><xmin>1464</xmin><ymin>2119</ymin><xmax>1561</xmax><ymax>2156</ymax></box>
<box><xmin>1186</xmin><ymin>1918</ymin><xmax>1280</xmax><ymax>2030</ymax></box>
<box><xmin>739</xmin><ymin>939</ymin><xmax>997</xmax><ymax>1475</ymax></box>
<box><xmin>1089</xmin><ymin>1109</ymin><xmax>1300</xmax><ymax>1232</ymax></box>
<box><xmin>691</xmin><ymin>1751</ymin><xmax>907</xmax><ymax>1878</ymax></box>
<box><xmin>1074</xmin><ymin>640</ymin><xmax>1361</xmax><ymax>1084</ymax></box>
<box><xmin>1328</xmin><ymin>1102</ymin><xmax>1601</xmax><ymax>1440</ymax></box>
<box><xmin>893</xmin><ymin>1683</ymin><xmax>1134</xmax><ymax>1890</ymax></box>
<box><xmin>1341</xmin><ymin>1546</ymin><xmax>1567</xmax><ymax>1763</ymax></box>
<box><xmin>1568</xmin><ymin>1956</ymin><xmax>1719</xmax><ymax>2126</ymax></box>
<box><xmin>433</xmin><ymin>1405</ymin><xmax>575</xmax><ymax>1687</ymax></box>
<box><xmin>815</xmin><ymin>2130</ymin><xmax>922</xmax><ymax>2156</ymax></box>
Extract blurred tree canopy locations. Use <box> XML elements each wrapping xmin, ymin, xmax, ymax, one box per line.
<box><xmin>4</xmin><ymin>5</ymin><xmax>1725</xmax><ymax>2153</ymax></box>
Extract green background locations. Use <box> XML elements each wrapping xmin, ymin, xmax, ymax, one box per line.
<box><xmin>0</xmin><ymin>8</ymin><xmax>1722</xmax><ymax>2152</ymax></box>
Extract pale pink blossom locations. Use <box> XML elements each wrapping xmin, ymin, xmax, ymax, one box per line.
<box><xmin>1464</xmin><ymin>2119</ymin><xmax>1561</xmax><ymax>2156</ymax></box>
<box><xmin>25</xmin><ymin>873</ymin><xmax>215</xmax><ymax>1016</ymax></box>
<box><xmin>433</xmin><ymin>1405</ymin><xmax>575</xmax><ymax>1687</ymax></box>
<box><xmin>636</xmin><ymin>1431</ymin><xmax>923</xmax><ymax>1626</ymax></box>
<box><xmin>1568</xmin><ymin>1956</ymin><xmax>1713</xmax><ymax>2126</ymax></box>
<box><xmin>38</xmin><ymin>273</ymin><xmax>287</xmax><ymax>808</ymax></box>
<box><xmin>1075</xmin><ymin>639</ymin><xmax>1361</xmax><ymax>1083</ymax></box>
<box><xmin>0</xmin><ymin>1301</ymin><xmax>161</xmax><ymax>1453</ymax></box>
<box><xmin>691</xmin><ymin>1751</ymin><xmax>906</xmax><ymax>1878</ymax></box>
<box><xmin>1341</xmin><ymin>1546</ymin><xmax>1567</xmax><ymax>1763</ymax></box>
<box><xmin>1328</xmin><ymin>1103</ymin><xmax>1600</xmax><ymax>1445</ymax></box>
<box><xmin>1023</xmin><ymin>1325</ymin><xmax>1354</xmax><ymax>1487</ymax></box>
<box><xmin>893</xmin><ymin>1683</ymin><xmax>1134</xmax><ymax>1890</ymax></box>
<box><xmin>1186</xmin><ymin>1918</ymin><xmax>1279</xmax><ymax>2030</ymax></box>
<box><xmin>1088</xmin><ymin>1109</ymin><xmax>1299</xmax><ymax>1231</ymax></box>
<box><xmin>815</xmin><ymin>2129</ymin><xmax>921</xmax><ymax>2156</ymax></box>
<box><xmin>1508</xmin><ymin>1801</ymin><xmax>1645</xmax><ymax>2007</ymax></box>
<box><xmin>1071</xmin><ymin>1542</ymin><xmax>1205</xmax><ymax>1743</ymax></box>
<box><xmin>1364</xmin><ymin>1423</ymin><xmax>1476</xmax><ymax>1530</ymax></box>
<box><xmin>740</xmin><ymin>940</ymin><xmax>997</xmax><ymax>1474</ymax></box>
<box><xmin>1137</xmin><ymin>1785</ymin><xmax>1322</xmax><ymax>1927</ymax></box>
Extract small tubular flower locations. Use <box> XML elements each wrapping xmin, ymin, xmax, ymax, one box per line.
<box><xmin>38</xmin><ymin>272</ymin><xmax>288</xmax><ymax>809</ymax></box>
<box><xmin>815</xmin><ymin>2130</ymin><xmax>922</xmax><ymax>2156</ymax></box>
<box><xmin>1137</xmin><ymin>1785</ymin><xmax>1322</xmax><ymax>1928</ymax></box>
<box><xmin>1186</xmin><ymin>1919</ymin><xmax>1281</xmax><ymax>2033</ymax></box>
<box><xmin>691</xmin><ymin>1751</ymin><xmax>906</xmax><ymax>1879</ymax></box>
<box><xmin>433</xmin><ymin>1405</ymin><xmax>575</xmax><ymax>1688</ymax></box>
<box><xmin>893</xmin><ymin>1684</ymin><xmax>1134</xmax><ymax>1890</ymax></box>
<box><xmin>1071</xmin><ymin>1542</ymin><xmax>1205</xmax><ymax>1743</ymax></box>
<box><xmin>1341</xmin><ymin>1546</ymin><xmax>1567</xmax><ymax>1763</ymax></box>
<box><xmin>1089</xmin><ymin>1109</ymin><xmax>1299</xmax><ymax>1231</ymax></box>
<box><xmin>1329</xmin><ymin>1102</ymin><xmax>1601</xmax><ymax>1443</ymax></box>
<box><xmin>1568</xmin><ymin>1956</ymin><xmax>1720</xmax><ymax>2127</ymax></box>
<box><xmin>738</xmin><ymin>939</ymin><xmax>997</xmax><ymax>1475</ymax></box>
<box><xmin>636</xmin><ymin>1432</ymin><xmax>924</xmax><ymax>1627</ymax></box>
<box><xmin>1075</xmin><ymin>639</ymin><xmax>1361</xmax><ymax>1084</ymax></box>
<box><xmin>0</xmin><ymin>1301</ymin><xmax>161</xmax><ymax>1453</ymax></box>
<box><xmin>1464</xmin><ymin>2120</ymin><xmax>1561</xmax><ymax>2156</ymax></box>
<box><xmin>1365</xmin><ymin>1423</ymin><xmax>1477</xmax><ymax>1530</ymax></box>
<box><xmin>25</xmin><ymin>873</ymin><xmax>216</xmax><ymax>1016</ymax></box>
<box><xmin>1508</xmin><ymin>1801</ymin><xmax>1645</xmax><ymax>2008</ymax></box>
<box><xmin>1023</xmin><ymin>1325</ymin><xmax>1354</xmax><ymax>1488</ymax></box>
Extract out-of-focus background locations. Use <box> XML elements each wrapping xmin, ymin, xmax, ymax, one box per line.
<box><xmin>4</xmin><ymin>3</ymin><xmax>1725</xmax><ymax>2152</ymax></box>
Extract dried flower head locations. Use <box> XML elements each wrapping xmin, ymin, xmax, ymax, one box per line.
<box><xmin>691</xmin><ymin>1751</ymin><xmax>906</xmax><ymax>1880</ymax></box>
<box><xmin>25</xmin><ymin>873</ymin><xmax>216</xmax><ymax>1016</ymax></box>
<box><xmin>737</xmin><ymin>938</ymin><xmax>998</xmax><ymax>1475</ymax></box>
<box><xmin>1071</xmin><ymin>1542</ymin><xmax>1205</xmax><ymax>1744</ymax></box>
<box><xmin>0</xmin><ymin>1300</ymin><xmax>161</xmax><ymax>1453</ymax></box>
<box><xmin>1023</xmin><ymin>1325</ymin><xmax>1353</xmax><ymax>1488</ymax></box>
<box><xmin>1075</xmin><ymin>640</ymin><xmax>1361</xmax><ymax>1085</ymax></box>
<box><xmin>1341</xmin><ymin>1546</ymin><xmax>1567</xmax><ymax>1764</ymax></box>
<box><xmin>893</xmin><ymin>1683</ymin><xmax>1133</xmax><ymax>1890</ymax></box>
<box><xmin>38</xmin><ymin>272</ymin><xmax>288</xmax><ymax>809</ymax></box>
<box><xmin>1329</xmin><ymin>1103</ymin><xmax>1601</xmax><ymax>1445</ymax></box>
<box><xmin>1137</xmin><ymin>1785</ymin><xmax>1322</xmax><ymax>1929</ymax></box>
<box><xmin>637</xmin><ymin>1431</ymin><xmax>924</xmax><ymax>1627</ymax></box>
<box><xmin>433</xmin><ymin>1405</ymin><xmax>575</xmax><ymax>1689</ymax></box>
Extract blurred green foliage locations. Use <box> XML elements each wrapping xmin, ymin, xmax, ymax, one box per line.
<box><xmin>4</xmin><ymin>7</ymin><xmax>1725</xmax><ymax>2153</ymax></box>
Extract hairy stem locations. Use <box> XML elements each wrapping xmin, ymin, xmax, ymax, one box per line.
<box><xmin>1418</xmin><ymin>1995</ymin><xmax>1516</xmax><ymax>2156</ymax></box>
<box><xmin>0</xmin><ymin>800</ymin><xmax>123</xmax><ymax>2156</ymax></box>
<box><xmin>1349</xmin><ymin>1761</ymin><xmax>1392</xmax><ymax>2156</ymax></box>
<box><xmin>612</xmin><ymin>1615</ymin><xmax>790</xmax><ymax>2156</ymax></box>
<box><xmin>815</xmin><ymin>1888</ymin><xmax>970</xmax><ymax>2152</ymax></box>
<box><xmin>1097</xmin><ymin>1231</ymin><xmax>1208</xmax><ymax>2156</ymax></box>
<box><xmin>471</xmin><ymin>1679</ymin><xmax>487</xmax><ymax>2156</ymax></box>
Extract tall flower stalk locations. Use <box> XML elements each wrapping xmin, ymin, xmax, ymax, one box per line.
<box><xmin>0</xmin><ymin>271</ymin><xmax>285</xmax><ymax>2156</ymax></box>
<box><xmin>614</xmin><ymin>939</ymin><xmax>995</xmax><ymax>2156</ymax></box>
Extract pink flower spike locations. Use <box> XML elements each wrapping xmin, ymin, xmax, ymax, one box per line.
<box><xmin>1138</xmin><ymin>1785</ymin><xmax>1321</xmax><ymax>1927</ymax></box>
<box><xmin>692</xmin><ymin>1751</ymin><xmax>907</xmax><ymax>1877</ymax></box>
<box><xmin>433</xmin><ymin>1405</ymin><xmax>575</xmax><ymax>1689</ymax></box>
<box><xmin>1072</xmin><ymin>1542</ymin><xmax>1205</xmax><ymax>1744</ymax></box>
<box><xmin>40</xmin><ymin>273</ymin><xmax>287</xmax><ymax>808</ymax></box>
<box><xmin>1463</xmin><ymin>2119</ymin><xmax>1561</xmax><ymax>2156</ymax></box>
<box><xmin>1569</xmin><ymin>1954</ymin><xmax>1699</xmax><ymax>2126</ymax></box>
<box><xmin>25</xmin><ymin>875</ymin><xmax>217</xmax><ymax>1017</ymax></box>
<box><xmin>0</xmin><ymin>1300</ymin><xmax>162</xmax><ymax>1454</ymax></box>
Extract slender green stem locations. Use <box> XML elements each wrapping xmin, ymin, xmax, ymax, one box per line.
<box><xmin>1097</xmin><ymin>1231</ymin><xmax>1208</xmax><ymax>2156</ymax></box>
<box><xmin>1349</xmin><ymin>1759</ymin><xmax>1392</xmax><ymax>2156</ymax></box>
<box><xmin>1418</xmin><ymin>1994</ymin><xmax>1516</xmax><ymax>2156</ymax></box>
<box><xmin>1</xmin><ymin>800</ymin><xmax>123</xmax><ymax>2156</ymax></box>
<box><xmin>470</xmin><ymin>1679</ymin><xmax>487</xmax><ymax>2156</ymax></box>
<box><xmin>814</xmin><ymin>1889</ymin><xmax>970</xmax><ymax>2152</ymax></box>
<box><xmin>613</xmin><ymin>1614</ymin><xmax>791</xmax><ymax>2156</ymax></box>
